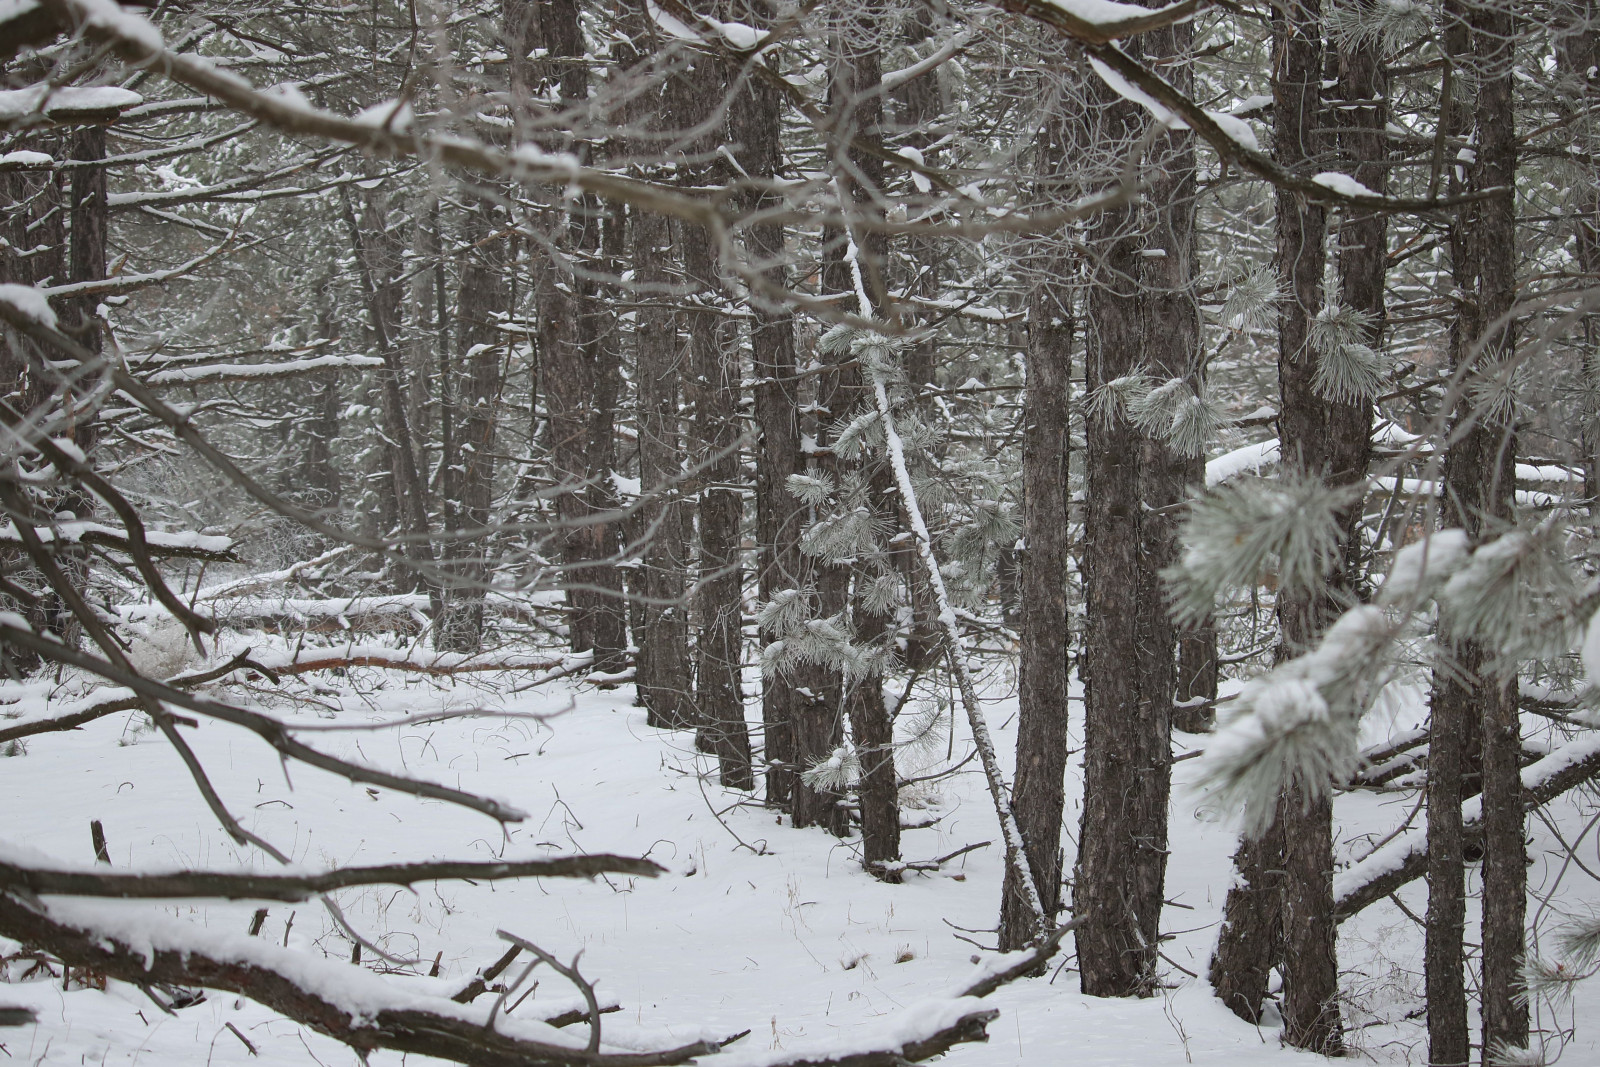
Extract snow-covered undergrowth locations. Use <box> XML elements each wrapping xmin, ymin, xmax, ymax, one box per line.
<box><xmin>4</xmin><ymin>641</ymin><xmax>1600</xmax><ymax>1065</ymax></box>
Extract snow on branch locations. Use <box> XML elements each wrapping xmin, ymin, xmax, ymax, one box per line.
<box><xmin>0</xmin><ymin>849</ymin><xmax>664</xmax><ymax>901</ymax></box>
<box><xmin>142</xmin><ymin>352</ymin><xmax>386</xmax><ymax>385</ymax></box>
<box><xmin>0</xmin><ymin>519</ymin><xmax>239</xmax><ymax>560</ymax></box>
<box><xmin>1334</xmin><ymin>729</ymin><xmax>1600</xmax><ymax>920</ymax></box>
<box><xmin>40</xmin><ymin>0</ymin><xmax>718</xmax><ymax>228</ymax></box>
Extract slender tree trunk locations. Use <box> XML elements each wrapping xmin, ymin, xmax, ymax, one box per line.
<box><xmin>1471</xmin><ymin>1</ymin><xmax>1525</xmax><ymax>1056</ymax></box>
<box><xmin>436</xmin><ymin>201</ymin><xmax>508</xmax><ymax>652</ymax></box>
<box><xmin>632</xmin><ymin>193</ymin><xmax>695</xmax><ymax>727</ymax></box>
<box><xmin>341</xmin><ymin>188</ymin><xmax>434</xmax><ymax>594</ymax></box>
<box><xmin>999</xmin><ymin>119</ymin><xmax>1073</xmax><ymax>945</ymax></box>
<box><xmin>736</xmin><ymin>43</ymin><xmax>803</xmax><ymax>806</ymax></box>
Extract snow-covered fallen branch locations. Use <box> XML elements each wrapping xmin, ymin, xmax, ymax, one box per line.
<box><xmin>1334</xmin><ymin>728</ymin><xmax>1600</xmax><ymax>920</ymax></box>
<box><xmin>0</xmin><ymin>851</ymin><xmax>663</xmax><ymax>901</ymax></box>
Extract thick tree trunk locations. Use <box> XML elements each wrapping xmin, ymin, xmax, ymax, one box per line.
<box><xmin>537</xmin><ymin>0</ymin><xmax>626</xmax><ymax>672</ymax></box>
<box><xmin>1076</xmin><ymin>25</ymin><xmax>1185</xmax><ymax>996</ymax></box>
<box><xmin>1269</xmin><ymin>3</ymin><xmax>1345</xmax><ymax>1048</ymax></box>
<box><xmin>671</xmin><ymin>49</ymin><xmax>754</xmax><ymax>789</ymax></box>
<box><xmin>999</xmin><ymin>185</ymin><xmax>1073</xmax><ymax>948</ymax></box>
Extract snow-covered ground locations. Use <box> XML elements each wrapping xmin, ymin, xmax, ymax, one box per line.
<box><xmin>4</xmin><ymin>656</ymin><xmax>1600</xmax><ymax>1065</ymax></box>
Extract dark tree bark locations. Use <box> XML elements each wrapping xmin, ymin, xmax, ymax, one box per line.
<box><xmin>734</xmin><ymin>24</ymin><xmax>804</xmax><ymax>806</ymax></box>
<box><xmin>342</xmin><ymin>187</ymin><xmax>434</xmax><ymax>593</ymax></box>
<box><xmin>537</xmin><ymin>0</ymin><xmax>627</xmax><ymax>671</ymax></box>
<box><xmin>631</xmin><ymin>197</ymin><xmax>695</xmax><ymax>727</ymax></box>
<box><xmin>435</xmin><ymin>200</ymin><xmax>509</xmax><ymax>651</ymax></box>
<box><xmin>1211</xmin><ymin>3</ymin><xmax>1362</xmax><ymax>1052</ymax></box>
<box><xmin>1469</xmin><ymin>0</ymin><xmax>1525</xmax><ymax>1055</ymax></box>
<box><xmin>999</xmin><ymin>115</ymin><xmax>1073</xmax><ymax>947</ymax></box>
<box><xmin>1075</xmin><ymin>24</ymin><xmax>1187</xmax><ymax>996</ymax></box>
<box><xmin>826</xmin><ymin>27</ymin><xmax>900</xmax><ymax>871</ymax></box>
<box><xmin>1268</xmin><ymin>2</ymin><xmax>1347</xmax><ymax>1050</ymax></box>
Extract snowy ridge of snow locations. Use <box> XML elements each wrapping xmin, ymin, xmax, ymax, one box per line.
<box><xmin>1312</xmin><ymin>171</ymin><xmax>1381</xmax><ymax>199</ymax></box>
<box><xmin>0</xmin><ymin>85</ymin><xmax>142</xmax><ymax>121</ymax></box>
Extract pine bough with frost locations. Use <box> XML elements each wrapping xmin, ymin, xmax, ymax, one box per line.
<box><xmin>1170</xmin><ymin>475</ymin><xmax>1587</xmax><ymax>837</ymax></box>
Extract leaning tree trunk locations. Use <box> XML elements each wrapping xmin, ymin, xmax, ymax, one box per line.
<box><xmin>998</xmin><ymin>107</ymin><xmax>1074</xmax><ymax>948</ymax></box>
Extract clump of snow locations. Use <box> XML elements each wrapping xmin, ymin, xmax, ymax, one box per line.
<box><xmin>353</xmin><ymin>99</ymin><xmax>414</xmax><ymax>130</ymax></box>
<box><xmin>1313</xmin><ymin>171</ymin><xmax>1381</xmax><ymax>199</ymax></box>
<box><xmin>0</xmin><ymin>149</ymin><xmax>52</xmax><ymax>167</ymax></box>
<box><xmin>1380</xmin><ymin>528</ymin><xmax>1470</xmax><ymax>602</ymax></box>
<box><xmin>122</xmin><ymin>618</ymin><xmax>198</xmax><ymax>680</ymax></box>
<box><xmin>0</xmin><ymin>282</ymin><xmax>56</xmax><ymax>329</ymax></box>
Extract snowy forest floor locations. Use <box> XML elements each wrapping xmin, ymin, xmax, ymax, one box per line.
<box><xmin>4</xmin><ymin>654</ymin><xmax>1600</xmax><ymax>1066</ymax></box>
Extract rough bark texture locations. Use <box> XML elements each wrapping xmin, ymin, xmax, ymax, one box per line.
<box><xmin>1470</xmin><ymin>0</ymin><xmax>1525</xmax><ymax>1055</ymax></box>
<box><xmin>631</xmin><ymin>194</ymin><xmax>695</xmax><ymax>729</ymax></box>
<box><xmin>1268</xmin><ymin>2</ymin><xmax>1347</xmax><ymax>1049</ymax></box>
<box><xmin>1427</xmin><ymin>8</ymin><xmax>1484</xmax><ymax>1065</ymax></box>
<box><xmin>536</xmin><ymin>0</ymin><xmax>627</xmax><ymax>672</ymax></box>
<box><xmin>1076</xmin><ymin>46</ymin><xmax>1171</xmax><ymax>995</ymax></box>
<box><xmin>999</xmin><ymin>195</ymin><xmax>1073</xmax><ymax>948</ymax></box>
<box><xmin>1208</xmin><ymin>820</ymin><xmax>1285</xmax><ymax>1022</ymax></box>
<box><xmin>1211</xmin><ymin>3</ymin><xmax>1363</xmax><ymax>1051</ymax></box>
<box><xmin>830</xmin><ymin>29</ymin><xmax>900</xmax><ymax>871</ymax></box>
<box><xmin>736</xmin><ymin>40</ymin><xmax>804</xmax><ymax>806</ymax></box>
<box><xmin>435</xmin><ymin>200</ymin><xmax>508</xmax><ymax>652</ymax></box>
<box><xmin>676</xmin><ymin>50</ymin><xmax>753</xmax><ymax>789</ymax></box>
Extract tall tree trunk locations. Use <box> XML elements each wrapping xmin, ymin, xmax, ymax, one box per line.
<box><xmin>1471</xmin><ymin>0</ymin><xmax>1525</xmax><ymax>1056</ymax></box>
<box><xmin>999</xmin><ymin>111</ymin><xmax>1073</xmax><ymax>947</ymax></box>
<box><xmin>436</xmin><ymin>201</ymin><xmax>508</xmax><ymax>652</ymax></box>
<box><xmin>1076</xmin><ymin>23</ymin><xmax>1186</xmax><ymax>995</ymax></box>
<box><xmin>736</xmin><ymin>31</ymin><xmax>803</xmax><ymax>806</ymax></box>
<box><xmin>537</xmin><ymin>0</ymin><xmax>627</xmax><ymax>671</ymax></box>
<box><xmin>341</xmin><ymin>188</ymin><xmax>434</xmax><ymax>594</ymax></box>
<box><xmin>1426</xmin><ymin>13</ymin><xmax>1481</xmax><ymax>1063</ymax></box>
<box><xmin>830</xmin><ymin>28</ymin><xmax>901</xmax><ymax>873</ymax></box>
<box><xmin>1269</xmin><ymin>1</ymin><xmax>1346</xmax><ymax>1050</ymax></box>
<box><xmin>632</xmin><ymin>193</ymin><xmax>695</xmax><ymax>727</ymax></box>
